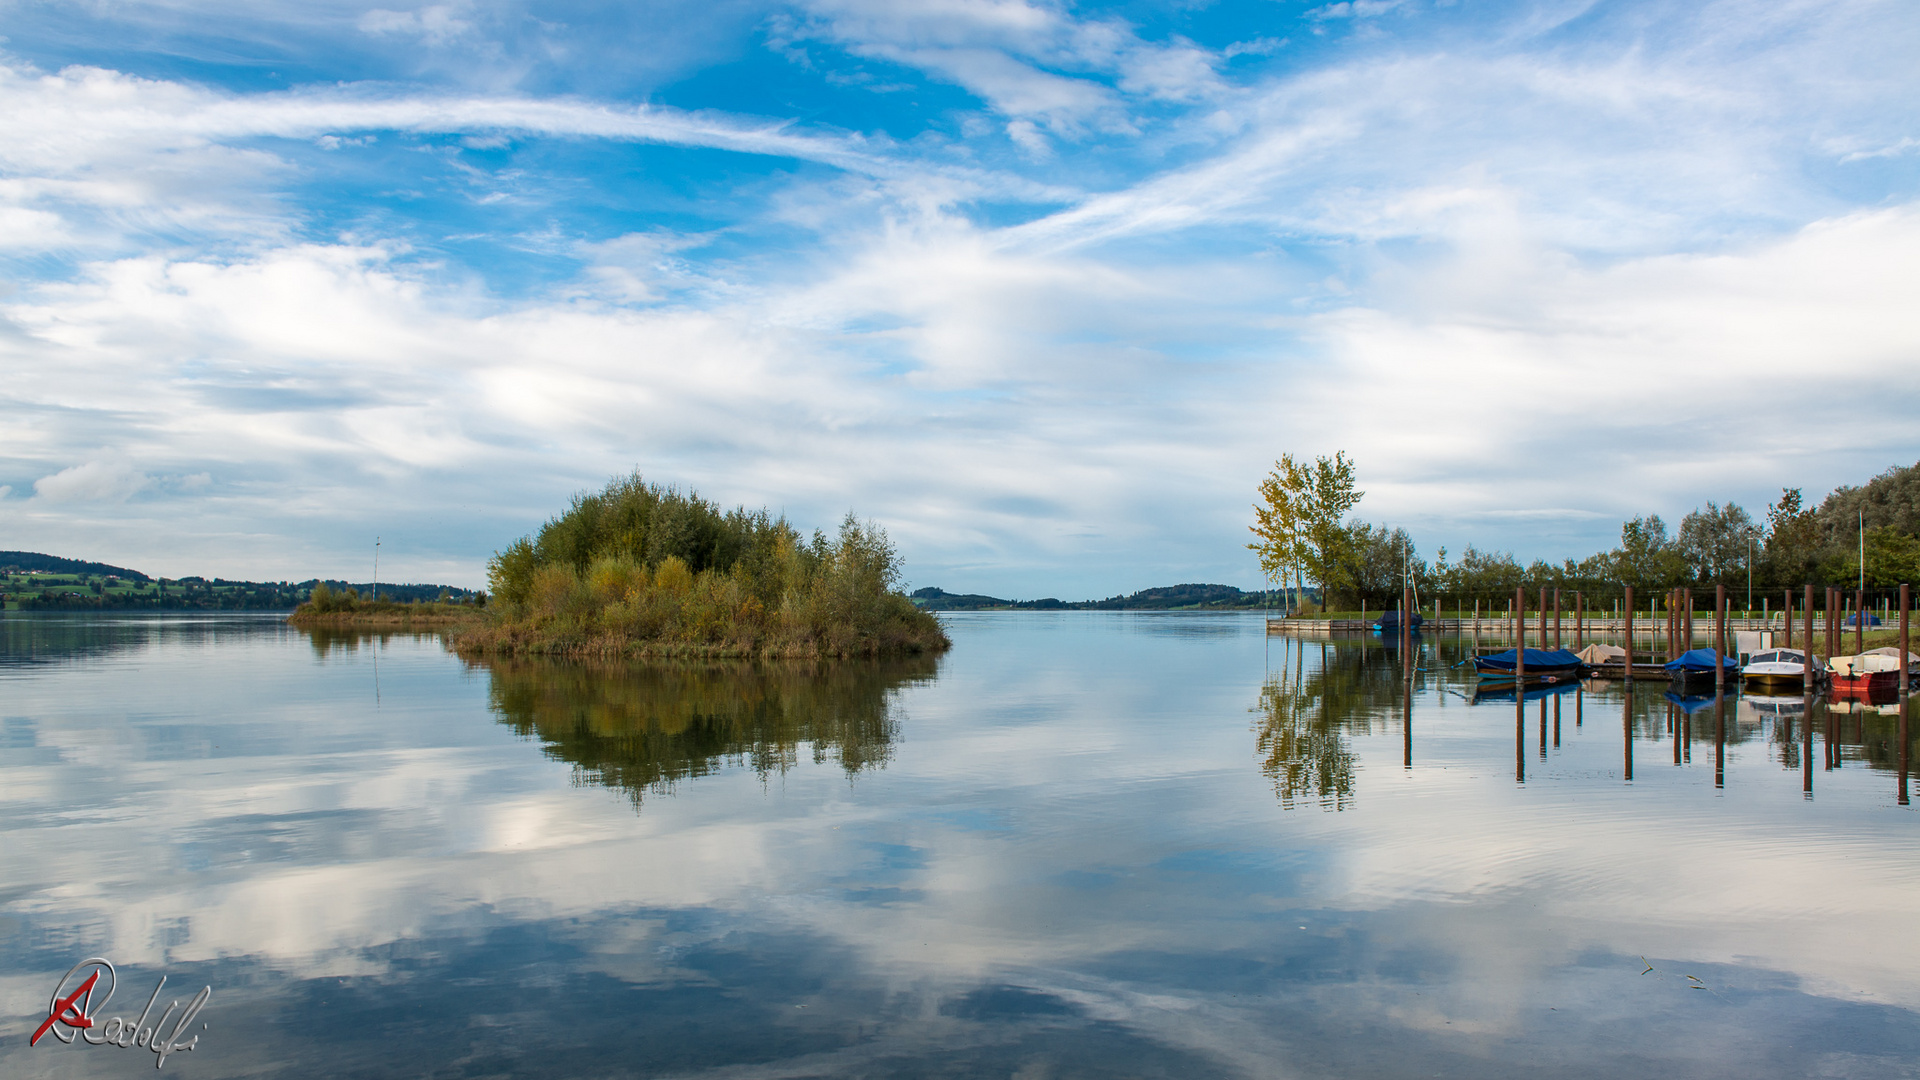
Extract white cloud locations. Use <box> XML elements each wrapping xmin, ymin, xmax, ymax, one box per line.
<box><xmin>357</xmin><ymin>4</ymin><xmax>475</xmax><ymax>46</ymax></box>
<box><xmin>792</xmin><ymin>0</ymin><xmax>1226</xmax><ymax>138</ymax></box>
<box><xmin>31</xmin><ymin>459</ymin><xmax>152</xmax><ymax>503</ymax></box>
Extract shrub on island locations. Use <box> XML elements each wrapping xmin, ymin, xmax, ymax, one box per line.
<box><xmin>287</xmin><ymin>582</ymin><xmax>479</xmax><ymax>627</ymax></box>
<box><xmin>450</xmin><ymin>473</ymin><xmax>950</xmax><ymax>659</ymax></box>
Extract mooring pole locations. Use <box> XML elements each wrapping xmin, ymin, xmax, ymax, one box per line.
<box><xmin>1804</xmin><ymin>584</ymin><xmax>1815</xmax><ymax>691</ymax></box>
<box><xmin>1553</xmin><ymin>588</ymin><xmax>1562</xmax><ymax>649</ymax></box>
<box><xmin>1900</xmin><ymin>583</ymin><xmax>1910</xmax><ymax>697</ymax></box>
<box><xmin>1784</xmin><ymin>588</ymin><xmax>1794</xmax><ymax>650</ymax></box>
<box><xmin>1715</xmin><ymin>584</ymin><xmax>1727</xmax><ymax>693</ymax></box>
<box><xmin>1515</xmin><ymin>587</ymin><xmax>1527</xmax><ymax>686</ymax></box>
<box><xmin>1624</xmin><ymin>586</ymin><xmax>1635</xmax><ymax>683</ymax></box>
<box><xmin>1575</xmin><ymin>591</ymin><xmax>1584</xmax><ymax>649</ymax></box>
<box><xmin>1538</xmin><ymin>587</ymin><xmax>1549</xmax><ymax>651</ymax></box>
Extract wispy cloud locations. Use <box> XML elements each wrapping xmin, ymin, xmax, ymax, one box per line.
<box><xmin>0</xmin><ymin>0</ymin><xmax>1915</xmax><ymax>591</ymax></box>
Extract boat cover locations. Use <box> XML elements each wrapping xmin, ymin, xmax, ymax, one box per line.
<box><xmin>1575</xmin><ymin>643</ymin><xmax>1625</xmax><ymax>665</ymax></box>
<box><xmin>1663</xmin><ymin>648</ymin><xmax>1739</xmax><ymax>674</ymax></box>
<box><xmin>1475</xmin><ymin>648</ymin><xmax>1583</xmax><ymax>672</ymax></box>
<box><xmin>1373</xmin><ymin>611</ymin><xmax>1425</xmax><ymax>631</ymax></box>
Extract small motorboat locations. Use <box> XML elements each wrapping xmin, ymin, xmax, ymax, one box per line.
<box><xmin>1740</xmin><ymin>648</ymin><xmax>1824</xmax><ymax>689</ymax></box>
<box><xmin>1828</xmin><ymin>650</ymin><xmax>1911</xmax><ymax>693</ymax></box>
<box><xmin>1473</xmin><ymin>648</ymin><xmax>1583</xmax><ymax>685</ymax></box>
<box><xmin>1664</xmin><ymin>648</ymin><xmax>1739</xmax><ymax>690</ymax></box>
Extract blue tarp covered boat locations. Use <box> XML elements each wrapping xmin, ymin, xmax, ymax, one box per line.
<box><xmin>1373</xmin><ymin>610</ymin><xmax>1424</xmax><ymax>634</ymax></box>
<box><xmin>1473</xmin><ymin>648</ymin><xmax>1583</xmax><ymax>684</ymax></box>
<box><xmin>1664</xmin><ymin>648</ymin><xmax>1739</xmax><ymax>688</ymax></box>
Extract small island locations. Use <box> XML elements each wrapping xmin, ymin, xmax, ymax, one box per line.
<box><xmin>287</xmin><ymin>474</ymin><xmax>950</xmax><ymax>659</ymax></box>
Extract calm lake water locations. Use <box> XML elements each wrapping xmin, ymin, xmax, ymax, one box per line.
<box><xmin>3</xmin><ymin>611</ymin><xmax>1917</xmax><ymax>1079</ymax></box>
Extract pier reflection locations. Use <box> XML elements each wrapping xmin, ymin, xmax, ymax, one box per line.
<box><xmin>1256</xmin><ymin>633</ymin><xmax>1918</xmax><ymax>808</ymax></box>
<box><xmin>477</xmin><ymin>656</ymin><xmax>936</xmax><ymax>808</ymax></box>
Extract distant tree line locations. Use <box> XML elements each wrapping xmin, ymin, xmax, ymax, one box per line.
<box><xmin>1252</xmin><ymin>458</ymin><xmax>1920</xmax><ymax>611</ymax></box>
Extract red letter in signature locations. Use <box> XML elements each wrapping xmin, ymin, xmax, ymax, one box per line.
<box><xmin>31</xmin><ymin>966</ymin><xmax>104</xmax><ymax>1046</ymax></box>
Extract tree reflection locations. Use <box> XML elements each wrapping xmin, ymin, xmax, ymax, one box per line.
<box><xmin>1252</xmin><ymin>641</ymin><xmax>1407</xmax><ymax>810</ymax></box>
<box><xmin>478</xmin><ymin>656</ymin><xmax>937</xmax><ymax>808</ymax></box>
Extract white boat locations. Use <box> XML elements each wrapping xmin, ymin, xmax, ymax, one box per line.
<box><xmin>1739</xmin><ymin>648</ymin><xmax>1825</xmax><ymax>688</ymax></box>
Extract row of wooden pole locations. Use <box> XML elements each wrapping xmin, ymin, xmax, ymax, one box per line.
<box><xmin>1495</xmin><ymin>583</ymin><xmax>1912</xmax><ymax>695</ymax></box>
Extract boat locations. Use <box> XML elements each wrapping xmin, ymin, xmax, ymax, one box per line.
<box><xmin>1372</xmin><ymin>609</ymin><xmax>1424</xmax><ymax>635</ymax></box>
<box><xmin>1663</xmin><ymin>648</ymin><xmax>1739</xmax><ymax>690</ymax></box>
<box><xmin>1473</xmin><ymin>648</ymin><xmax>1583</xmax><ymax>685</ymax></box>
<box><xmin>1739</xmin><ymin>648</ymin><xmax>1824</xmax><ymax>689</ymax></box>
<box><xmin>1827</xmin><ymin>650</ymin><xmax>1911</xmax><ymax>694</ymax></box>
<box><xmin>1575</xmin><ymin>643</ymin><xmax>1625</xmax><ymax>666</ymax></box>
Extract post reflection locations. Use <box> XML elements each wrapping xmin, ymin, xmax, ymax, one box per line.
<box><xmin>1900</xmin><ymin>693</ymin><xmax>1910</xmax><ymax>806</ymax></box>
<box><xmin>1803</xmin><ymin>690</ymin><xmax>1815</xmax><ymax>797</ymax></box>
<box><xmin>1714</xmin><ymin>690</ymin><xmax>1726</xmax><ymax>789</ymax></box>
<box><xmin>1622</xmin><ymin>691</ymin><xmax>1634</xmax><ymax>781</ymax></box>
<box><xmin>1252</xmin><ymin>634</ymin><xmax>1915</xmax><ymax>809</ymax></box>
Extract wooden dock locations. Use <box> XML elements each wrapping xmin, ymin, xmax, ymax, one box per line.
<box><xmin>1267</xmin><ymin>616</ymin><xmax>1814</xmax><ymax>636</ymax></box>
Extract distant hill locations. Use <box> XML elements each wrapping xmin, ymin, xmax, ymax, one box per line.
<box><xmin>911</xmin><ymin>584</ymin><xmax>1285</xmax><ymax>612</ymax></box>
<box><xmin>0</xmin><ymin>552</ymin><xmax>477</xmax><ymax>611</ymax></box>
<box><xmin>0</xmin><ymin>551</ymin><xmax>151</xmax><ymax>581</ymax></box>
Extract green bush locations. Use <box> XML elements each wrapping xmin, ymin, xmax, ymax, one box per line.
<box><xmin>468</xmin><ymin>473</ymin><xmax>948</xmax><ymax>659</ymax></box>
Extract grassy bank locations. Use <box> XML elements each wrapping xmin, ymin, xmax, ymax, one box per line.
<box><xmin>286</xmin><ymin>584</ymin><xmax>483</xmax><ymax>629</ymax></box>
<box><xmin>447</xmin><ymin>474</ymin><xmax>950</xmax><ymax>660</ymax></box>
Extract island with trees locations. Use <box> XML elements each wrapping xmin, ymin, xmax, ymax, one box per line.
<box><xmin>435</xmin><ymin>473</ymin><xmax>949</xmax><ymax>659</ymax></box>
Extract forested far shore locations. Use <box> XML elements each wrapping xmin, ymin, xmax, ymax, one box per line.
<box><xmin>447</xmin><ymin>473</ymin><xmax>949</xmax><ymax>659</ymax></box>
<box><xmin>1252</xmin><ymin>457</ymin><xmax>1920</xmax><ymax>612</ymax></box>
<box><xmin>3</xmin><ymin>570</ymin><xmax>477</xmax><ymax>611</ymax></box>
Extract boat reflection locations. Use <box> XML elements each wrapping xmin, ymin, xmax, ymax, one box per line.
<box><xmin>476</xmin><ymin>656</ymin><xmax>937</xmax><ymax>808</ymax></box>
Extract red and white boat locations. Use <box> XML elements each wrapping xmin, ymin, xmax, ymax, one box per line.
<box><xmin>1827</xmin><ymin>648</ymin><xmax>1917</xmax><ymax>693</ymax></box>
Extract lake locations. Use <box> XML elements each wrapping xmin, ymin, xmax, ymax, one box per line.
<box><xmin>3</xmin><ymin>611</ymin><xmax>1917</xmax><ymax>1078</ymax></box>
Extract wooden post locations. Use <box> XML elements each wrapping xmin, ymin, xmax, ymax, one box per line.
<box><xmin>1901</xmin><ymin>583</ymin><xmax>1910</xmax><ymax>696</ymax></box>
<box><xmin>1683</xmin><ymin>587</ymin><xmax>1694</xmax><ymax>653</ymax></box>
<box><xmin>1553</xmin><ymin>588</ymin><xmax>1562</xmax><ymax>649</ymax></box>
<box><xmin>1803</xmin><ymin>584</ymin><xmax>1814</xmax><ymax>689</ymax></box>
<box><xmin>1784</xmin><ymin>588</ymin><xmax>1793</xmax><ymax>649</ymax></box>
<box><xmin>1575</xmin><ymin>591</ymin><xmax>1584</xmax><ymax>649</ymax></box>
<box><xmin>1624</xmin><ymin>586</ymin><xmax>1635</xmax><ymax>682</ymax></box>
<box><xmin>1515</xmin><ymin>587</ymin><xmax>1527</xmax><ymax>685</ymax></box>
<box><xmin>1715</xmin><ymin>583</ymin><xmax>1727</xmax><ymax>692</ymax></box>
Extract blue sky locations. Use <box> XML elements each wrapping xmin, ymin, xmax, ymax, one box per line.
<box><xmin>0</xmin><ymin>0</ymin><xmax>1916</xmax><ymax>596</ymax></box>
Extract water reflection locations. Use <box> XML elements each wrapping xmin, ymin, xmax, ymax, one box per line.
<box><xmin>478</xmin><ymin>657</ymin><xmax>937</xmax><ymax>808</ymax></box>
<box><xmin>1257</xmin><ymin>632</ymin><xmax>1917</xmax><ymax>806</ymax></box>
<box><xmin>1251</xmin><ymin>639</ymin><xmax>1417</xmax><ymax>809</ymax></box>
